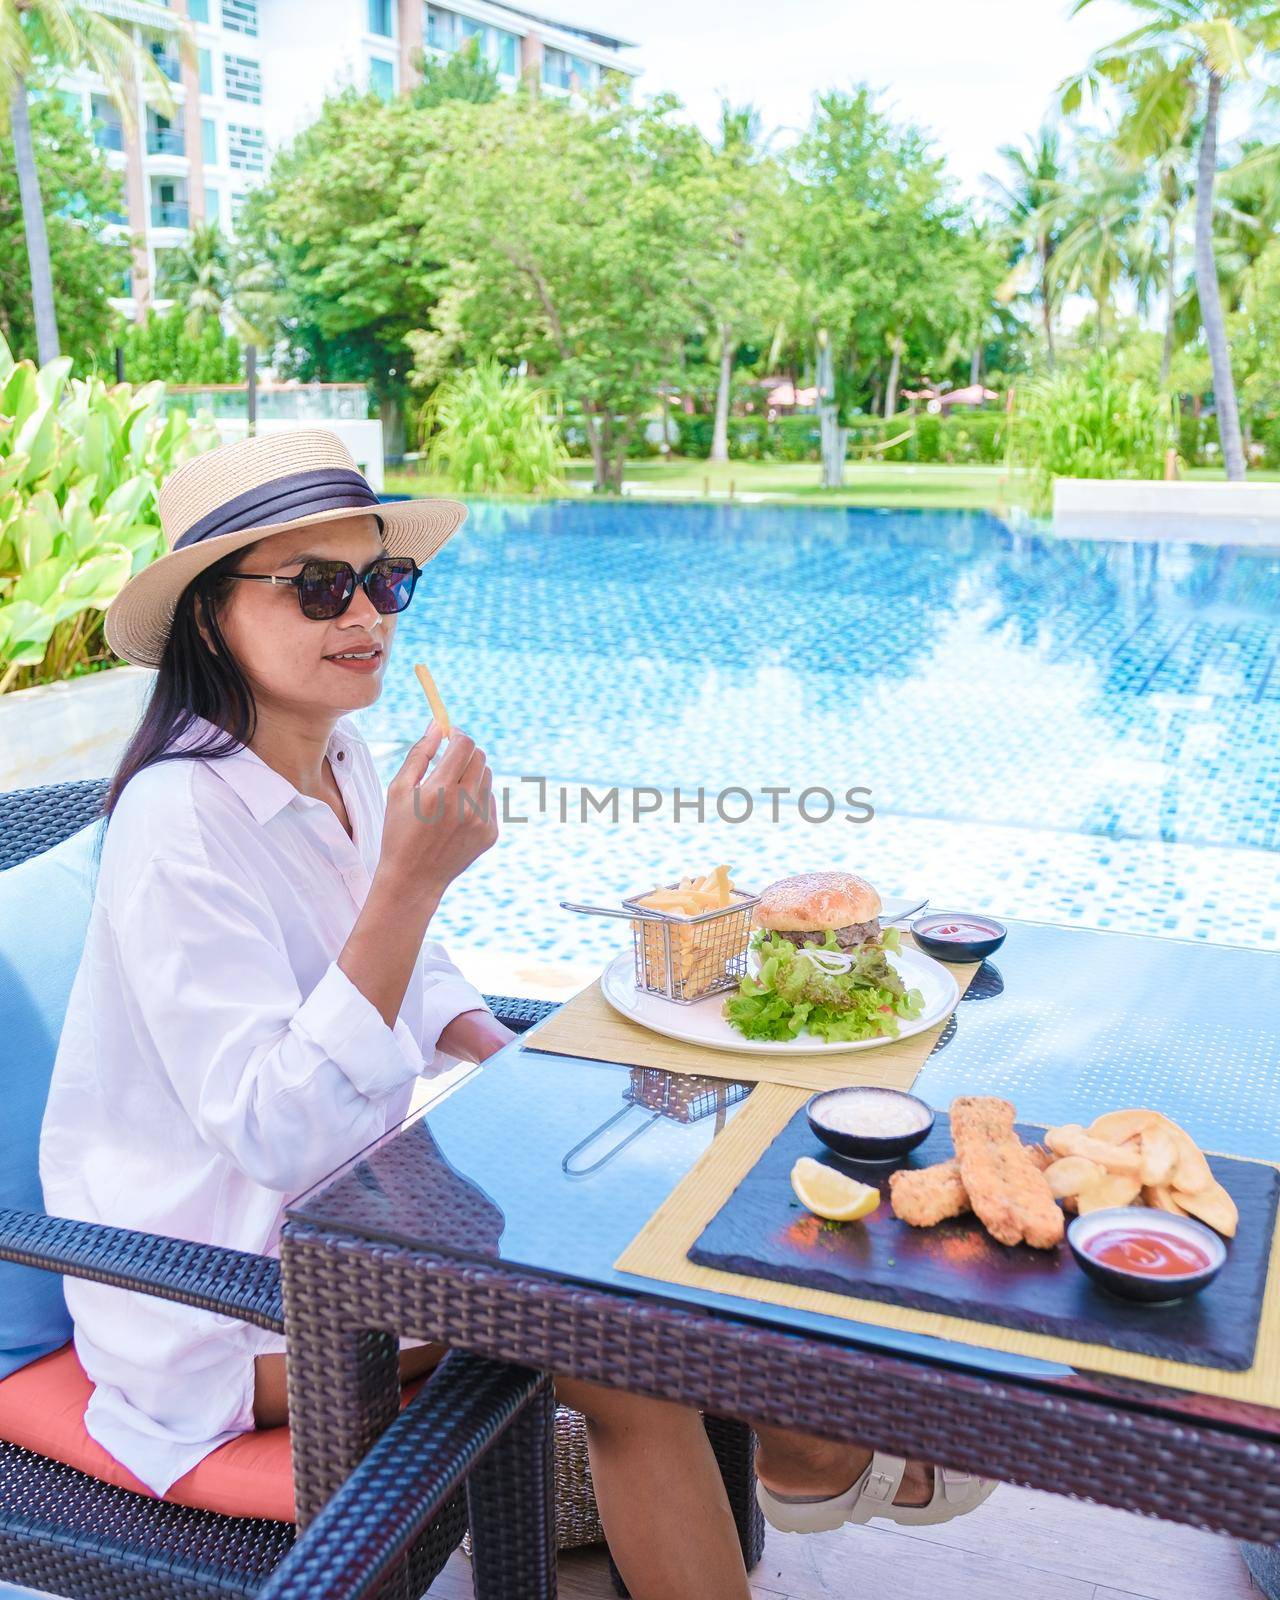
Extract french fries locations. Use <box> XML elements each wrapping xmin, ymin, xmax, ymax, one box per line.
<box><xmin>414</xmin><ymin>662</ymin><xmax>451</xmax><ymax>737</ymax></box>
<box><xmin>631</xmin><ymin>867</ymin><xmax>748</xmax><ymax>999</ymax></box>
<box><xmin>1042</xmin><ymin>1107</ymin><xmax>1238</xmax><ymax>1238</ymax></box>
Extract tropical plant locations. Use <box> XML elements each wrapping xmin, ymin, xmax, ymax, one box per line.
<box><xmin>419</xmin><ymin>360</ymin><xmax>565</xmax><ymax>494</ymax></box>
<box><xmin>1063</xmin><ymin>0</ymin><xmax>1280</xmax><ymax>480</ymax></box>
<box><xmin>0</xmin><ymin>92</ymin><xmax>126</xmax><ymax>366</ymax></box>
<box><xmin>0</xmin><ymin>0</ymin><xmax>174</xmax><ymax>364</ymax></box>
<box><xmin>1039</xmin><ymin>136</ymin><xmax>1148</xmax><ymax>347</ymax></box>
<box><xmin>1011</xmin><ymin>351</ymin><xmax>1178</xmax><ymax>511</ymax></box>
<box><xmin>0</xmin><ymin>338</ymin><xmax>215</xmax><ymax>692</ymax></box>
<box><xmin>154</xmin><ymin>222</ymin><xmax>270</xmax><ymax>345</ymax></box>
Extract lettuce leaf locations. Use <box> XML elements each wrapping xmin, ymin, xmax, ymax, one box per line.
<box><xmin>723</xmin><ymin>927</ymin><xmax>924</xmax><ymax>1042</ymax></box>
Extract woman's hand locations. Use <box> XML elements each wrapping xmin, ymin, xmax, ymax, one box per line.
<box><xmin>377</xmin><ymin>722</ymin><xmax>497</xmax><ymax>916</ymax></box>
<box><xmin>438</xmin><ymin>1008</ymin><xmax>518</xmax><ymax>1065</ymax></box>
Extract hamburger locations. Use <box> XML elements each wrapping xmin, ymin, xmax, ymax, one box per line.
<box><xmin>753</xmin><ymin>871</ymin><xmax>882</xmax><ymax>952</ymax></box>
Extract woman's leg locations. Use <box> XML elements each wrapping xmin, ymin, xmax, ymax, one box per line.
<box><xmin>553</xmin><ymin>1374</ymin><xmax>750</xmax><ymax>1600</ymax></box>
<box><xmin>753</xmin><ymin>1422</ymin><xmax>934</xmax><ymax>1507</ymax></box>
<box><xmin>254</xmin><ymin>1350</ymin><xmax>751</xmax><ymax>1600</ymax></box>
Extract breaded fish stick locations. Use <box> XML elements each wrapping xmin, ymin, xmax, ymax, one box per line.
<box><xmin>889</xmin><ymin>1160</ymin><xmax>969</xmax><ymax>1227</ymax></box>
<box><xmin>951</xmin><ymin>1096</ymin><xmax>1064</xmax><ymax>1249</ymax></box>
<box><xmin>889</xmin><ymin>1141</ymin><xmax>1055</xmax><ymax>1230</ymax></box>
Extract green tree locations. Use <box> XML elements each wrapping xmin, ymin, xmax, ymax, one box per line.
<box><xmin>0</xmin><ymin>0</ymin><xmax>172</xmax><ymax>364</ymax></box>
<box><xmin>788</xmin><ymin>88</ymin><xmax>985</xmax><ymax>485</ymax></box>
<box><xmin>687</xmin><ymin>104</ymin><xmax>790</xmax><ymax>462</ymax></box>
<box><xmin>0</xmin><ymin>93</ymin><xmax>126</xmax><ymax>366</ymax></box>
<box><xmin>410</xmin><ymin>34</ymin><xmax>500</xmax><ymax>108</ymax></box>
<box><xmin>405</xmin><ymin>88</ymin><xmax>701</xmax><ymax>492</ymax></box>
<box><xmin>1064</xmin><ymin>0</ymin><xmax>1280</xmax><ymax>480</ymax></box>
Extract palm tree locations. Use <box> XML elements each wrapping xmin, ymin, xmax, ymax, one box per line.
<box><xmin>987</xmin><ymin>127</ymin><xmax>1066</xmax><ymax>367</ymax></box>
<box><xmin>0</xmin><ymin>0</ymin><xmax>172</xmax><ymax>364</ymax></box>
<box><xmin>1040</xmin><ymin>138</ymin><xmax>1147</xmax><ymax>346</ymax></box>
<box><xmin>1063</xmin><ymin>0</ymin><xmax>1280</xmax><ymax>480</ymax></box>
<box><xmin>156</xmin><ymin>221</ymin><xmax>273</xmax><ymax>345</ymax></box>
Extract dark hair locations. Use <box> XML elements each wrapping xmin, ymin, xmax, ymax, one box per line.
<box><xmin>104</xmin><ymin>545</ymin><xmax>259</xmax><ymax>818</ymax></box>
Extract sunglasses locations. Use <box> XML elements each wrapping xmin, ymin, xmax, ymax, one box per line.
<box><xmin>226</xmin><ymin>555</ymin><xmax>421</xmax><ymax>621</ymax></box>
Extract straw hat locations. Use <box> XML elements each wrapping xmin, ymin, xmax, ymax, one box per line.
<box><xmin>105</xmin><ymin>428</ymin><xmax>467</xmax><ymax>668</ymax></box>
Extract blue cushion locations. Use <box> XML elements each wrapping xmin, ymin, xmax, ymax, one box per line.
<box><xmin>0</xmin><ymin>823</ymin><xmax>100</xmax><ymax>1380</ymax></box>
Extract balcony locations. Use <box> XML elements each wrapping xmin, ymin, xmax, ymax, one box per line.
<box><xmin>93</xmin><ymin>121</ymin><xmax>125</xmax><ymax>151</ymax></box>
<box><xmin>149</xmin><ymin>48</ymin><xmax>182</xmax><ymax>82</ymax></box>
<box><xmin>151</xmin><ymin>201</ymin><xmax>190</xmax><ymax>228</ymax></box>
<box><xmin>146</xmin><ymin>126</ymin><xmax>186</xmax><ymax>156</ymax></box>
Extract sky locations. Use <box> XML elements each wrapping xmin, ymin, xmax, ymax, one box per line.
<box><xmin>565</xmin><ymin>0</ymin><xmax>1196</xmax><ymax>198</ymax></box>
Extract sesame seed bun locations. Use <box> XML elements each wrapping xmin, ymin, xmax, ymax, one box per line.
<box><xmin>754</xmin><ymin>871</ymin><xmax>882</xmax><ymax>934</ymax></box>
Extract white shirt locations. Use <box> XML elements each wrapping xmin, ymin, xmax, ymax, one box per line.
<box><xmin>40</xmin><ymin>715</ymin><xmax>490</xmax><ymax>1497</ymax></box>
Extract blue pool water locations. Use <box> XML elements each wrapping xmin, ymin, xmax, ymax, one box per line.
<box><xmin>353</xmin><ymin>502</ymin><xmax>1280</xmax><ymax>972</ymax></box>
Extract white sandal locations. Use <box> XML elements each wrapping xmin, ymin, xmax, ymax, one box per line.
<box><xmin>756</xmin><ymin>1451</ymin><xmax>997</xmax><ymax>1534</ymax></box>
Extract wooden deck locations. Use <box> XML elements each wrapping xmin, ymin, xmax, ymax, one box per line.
<box><xmin>432</xmin><ymin>1483</ymin><xmax>1263</xmax><ymax>1599</ymax></box>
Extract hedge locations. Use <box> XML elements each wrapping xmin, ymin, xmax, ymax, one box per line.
<box><xmin>673</xmin><ymin>409</ymin><xmax>1010</xmax><ymax>465</ymax></box>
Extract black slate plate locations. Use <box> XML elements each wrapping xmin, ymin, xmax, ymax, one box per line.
<box><xmin>688</xmin><ymin>1109</ymin><xmax>1279</xmax><ymax>1371</ymax></box>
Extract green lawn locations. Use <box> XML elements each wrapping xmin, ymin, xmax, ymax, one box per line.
<box><xmin>385</xmin><ymin>457</ymin><xmax>1028</xmax><ymax>511</ymax></box>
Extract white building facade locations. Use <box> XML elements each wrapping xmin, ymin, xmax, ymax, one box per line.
<box><xmin>56</xmin><ymin>0</ymin><xmax>637</xmax><ymax>315</ymax></box>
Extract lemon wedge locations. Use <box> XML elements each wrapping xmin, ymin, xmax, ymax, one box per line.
<box><xmin>790</xmin><ymin>1157</ymin><xmax>881</xmax><ymax>1222</ymax></box>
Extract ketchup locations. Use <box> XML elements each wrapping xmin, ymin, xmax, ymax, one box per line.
<box><xmin>1087</xmin><ymin>1227</ymin><xmax>1212</xmax><ymax>1277</ymax></box>
<box><xmin>929</xmin><ymin>921</ymin><xmax>995</xmax><ymax>940</ymax></box>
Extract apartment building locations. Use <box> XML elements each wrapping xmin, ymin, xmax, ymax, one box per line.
<box><xmin>55</xmin><ymin>0</ymin><xmax>638</xmax><ymax>316</ymax></box>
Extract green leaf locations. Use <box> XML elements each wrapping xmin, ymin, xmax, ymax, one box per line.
<box><xmin>14</xmin><ymin>404</ymin><xmax>57</xmax><ymax>484</ymax></box>
<box><xmin>0</xmin><ymin>600</ymin><xmax>57</xmax><ymax>664</ymax></box>
<box><xmin>1</xmin><ymin>363</ymin><xmax>37</xmax><ymax>435</ymax></box>
<box><xmin>35</xmin><ymin>356</ymin><xmax>74</xmax><ymax>409</ymax></box>
<box><xmin>57</xmin><ymin>547</ymin><xmax>133</xmax><ymax>610</ymax></box>
<box><xmin>12</xmin><ymin>492</ymin><xmax>60</xmax><ymax>571</ymax></box>
<box><xmin>12</xmin><ymin>556</ymin><xmax>68</xmax><ymax>607</ymax></box>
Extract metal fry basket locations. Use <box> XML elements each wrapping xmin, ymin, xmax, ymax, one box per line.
<box><xmin>620</xmin><ymin>884</ymin><xmax>759</xmax><ymax>1004</ymax></box>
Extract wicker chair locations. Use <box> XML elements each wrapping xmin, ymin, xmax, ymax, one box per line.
<box><xmin>0</xmin><ymin>777</ymin><xmax>569</xmax><ymax>1598</ymax></box>
<box><xmin>0</xmin><ymin>777</ymin><xmax>765</xmax><ymax>1597</ymax></box>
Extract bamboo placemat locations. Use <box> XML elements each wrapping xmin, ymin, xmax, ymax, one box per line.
<box><xmin>614</xmin><ymin>1082</ymin><xmax>1280</xmax><ymax>1408</ymax></box>
<box><xmin>523</xmin><ymin>943</ymin><xmax>980</xmax><ymax>1093</ymax></box>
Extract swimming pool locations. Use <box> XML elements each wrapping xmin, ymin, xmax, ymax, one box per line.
<box><xmin>355</xmin><ymin>502</ymin><xmax>1280</xmax><ymax>982</ymax></box>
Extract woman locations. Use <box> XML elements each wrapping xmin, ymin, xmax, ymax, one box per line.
<box><xmin>40</xmin><ymin>431</ymin><xmax>993</xmax><ymax>1600</ymax></box>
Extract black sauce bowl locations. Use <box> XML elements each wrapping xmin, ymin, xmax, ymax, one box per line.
<box><xmin>912</xmin><ymin>911</ymin><xmax>1007</xmax><ymax>964</ymax></box>
<box><xmin>1067</xmin><ymin>1207</ymin><xmax>1226</xmax><ymax>1304</ymax></box>
<box><xmin>806</xmin><ymin>1086</ymin><xmax>935</xmax><ymax>1164</ymax></box>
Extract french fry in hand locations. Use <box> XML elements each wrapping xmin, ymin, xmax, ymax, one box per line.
<box><xmin>414</xmin><ymin>662</ymin><xmax>451</xmax><ymax>737</ymax></box>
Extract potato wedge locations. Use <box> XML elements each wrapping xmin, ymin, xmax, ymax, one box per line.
<box><xmin>1089</xmin><ymin>1109</ymin><xmax>1163</xmax><ymax>1145</ymax></box>
<box><xmin>1044</xmin><ymin>1156</ymin><xmax>1103</xmax><ymax>1200</ymax></box>
<box><xmin>1045</xmin><ymin>1124</ymin><xmax>1143</xmax><ymax>1176</ymax></box>
<box><xmin>1137</xmin><ymin>1124</ymin><xmax>1178</xmax><ymax>1187</ymax></box>
<box><xmin>1075</xmin><ymin>1171</ymin><xmax>1144</xmax><ymax>1214</ymax></box>
<box><xmin>1169</xmin><ymin>1133</ymin><xmax>1214</xmax><ymax>1196</ymax></box>
<box><xmin>1174</xmin><ymin>1181</ymin><xmax>1238</xmax><ymax>1239</ymax></box>
<box><xmin>1144</xmin><ymin>1184</ymin><xmax>1189</xmax><ymax>1216</ymax></box>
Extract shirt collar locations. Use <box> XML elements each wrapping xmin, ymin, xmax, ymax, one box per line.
<box><xmin>177</xmin><ymin>714</ymin><xmax>351</xmax><ymax>828</ymax></box>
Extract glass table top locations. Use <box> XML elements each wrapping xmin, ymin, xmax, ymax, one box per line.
<box><xmin>288</xmin><ymin>917</ymin><xmax>1280</xmax><ymax>1408</ymax></box>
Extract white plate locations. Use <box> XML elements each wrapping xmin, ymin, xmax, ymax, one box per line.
<box><xmin>599</xmin><ymin>945</ymin><xmax>960</xmax><ymax>1056</ymax></box>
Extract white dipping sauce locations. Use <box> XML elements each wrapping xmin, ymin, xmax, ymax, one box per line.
<box><xmin>816</xmin><ymin>1089</ymin><xmax>930</xmax><ymax>1138</ymax></box>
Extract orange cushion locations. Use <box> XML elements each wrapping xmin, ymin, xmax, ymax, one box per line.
<box><xmin>0</xmin><ymin>1343</ymin><xmax>296</xmax><ymax>1521</ymax></box>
